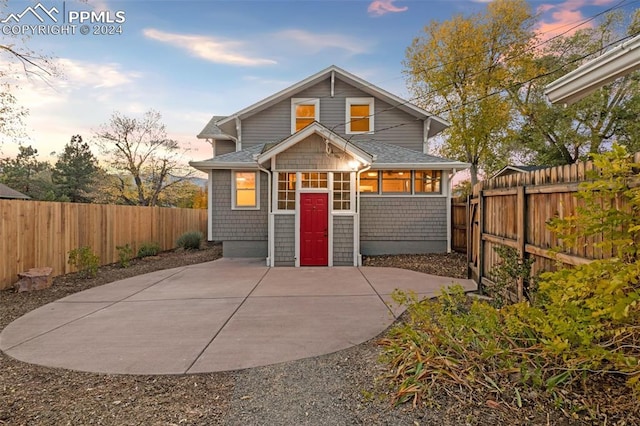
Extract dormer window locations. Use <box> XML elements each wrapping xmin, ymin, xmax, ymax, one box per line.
<box><xmin>291</xmin><ymin>98</ymin><xmax>319</xmax><ymax>133</ymax></box>
<box><xmin>346</xmin><ymin>98</ymin><xmax>374</xmax><ymax>134</ymax></box>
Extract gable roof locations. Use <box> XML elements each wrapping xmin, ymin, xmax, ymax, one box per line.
<box><xmin>257</xmin><ymin>122</ymin><xmax>373</xmax><ymax>166</ymax></box>
<box><xmin>490</xmin><ymin>165</ymin><xmax>548</xmax><ymax>179</ymax></box>
<box><xmin>197</xmin><ymin>115</ymin><xmax>236</xmax><ymax>140</ymax></box>
<box><xmin>545</xmin><ymin>34</ymin><xmax>640</xmax><ymax>105</ymax></box>
<box><xmin>0</xmin><ymin>183</ymin><xmax>30</xmax><ymax>199</ymax></box>
<box><xmin>214</xmin><ymin>65</ymin><xmax>449</xmax><ymax>139</ymax></box>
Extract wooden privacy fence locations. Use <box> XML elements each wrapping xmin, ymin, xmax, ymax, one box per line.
<box><xmin>451</xmin><ymin>196</ymin><xmax>467</xmax><ymax>253</ymax></box>
<box><xmin>467</xmin><ymin>152</ymin><xmax>640</xmax><ymax>301</ymax></box>
<box><xmin>0</xmin><ymin>200</ymin><xmax>207</xmax><ymax>290</ymax></box>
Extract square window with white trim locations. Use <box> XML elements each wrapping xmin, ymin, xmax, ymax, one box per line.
<box><xmin>415</xmin><ymin>170</ymin><xmax>442</xmax><ymax>193</ymax></box>
<box><xmin>346</xmin><ymin>98</ymin><xmax>374</xmax><ymax>134</ymax></box>
<box><xmin>291</xmin><ymin>98</ymin><xmax>320</xmax><ymax>133</ymax></box>
<box><xmin>233</xmin><ymin>171</ymin><xmax>259</xmax><ymax>209</ymax></box>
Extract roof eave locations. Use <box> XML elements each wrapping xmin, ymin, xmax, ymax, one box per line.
<box><xmin>189</xmin><ymin>161</ymin><xmax>258</xmax><ymax>172</ymax></box>
<box><xmin>371</xmin><ymin>162</ymin><xmax>471</xmax><ymax>170</ymax></box>
<box><xmin>545</xmin><ymin>34</ymin><xmax>640</xmax><ymax>105</ymax></box>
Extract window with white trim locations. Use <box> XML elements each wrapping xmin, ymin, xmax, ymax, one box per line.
<box><xmin>233</xmin><ymin>171</ymin><xmax>258</xmax><ymax>209</ymax></box>
<box><xmin>381</xmin><ymin>170</ymin><xmax>411</xmax><ymax>193</ymax></box>
<box><xmin>291</xmin><ymin>98</ymin><xmax>319</xmax><ymax>133</ymax></box>
<box><xmin>415</xmin><ymin>170</ymin><xmax>442</xmax><ymax>193</ymax></box>
<box><xmin>277</xmin><ymin>172</ymin><xmax>296</xmax><ymax>210</ymax></box>
<box><xmin>359</xmin><ymin>171</ymin><xmax>378</xmax><ymax>193</ymax></box>
<box><xmin>346</xmin><ymin>97</ymin><xmax>374</xmax><ymax>134</ymax></box>
<box><xmin>301</xmin><ymin>172</ymin><xmax>327</xmax><ymax>188</ymax></box>
<box><xmin>333</xmin><ymin>172</ymin><xmax>351</xmax><ymax>210</ymax></box>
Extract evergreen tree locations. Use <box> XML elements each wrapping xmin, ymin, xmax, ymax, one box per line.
<box><xmin>52</xmin><ymin>135</ymin><xmax>99</xmax><ymax>203</ymax></box>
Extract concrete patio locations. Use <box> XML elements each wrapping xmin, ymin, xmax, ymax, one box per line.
<box><xmin>0</xmin><ymin>258</ymin><xmax>476</xmax><ymax>375</ymax></box>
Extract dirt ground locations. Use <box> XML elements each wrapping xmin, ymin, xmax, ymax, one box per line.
<box><xmin>1</xmin><ymin>246</ymin><xmax>637</xmax><ymax>425</ymax></box>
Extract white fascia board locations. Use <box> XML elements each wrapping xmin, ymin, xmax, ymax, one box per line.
<box><xmin>371</xmin><ymin>162</ymin><xmax>470</xmax><ymax>170</ymax></box>
<box><xmin>189</xmin><ymin>161</ymin><xmax>259</xmax><ymax>172</ymax></box>
<box><xmin>545</xmin><ymin>34</ymin><xmax>640</xmax><ymax>105</ymax></box>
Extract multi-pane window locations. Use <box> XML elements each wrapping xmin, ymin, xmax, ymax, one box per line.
<box><xmin>234</xmin><ymin>171</ymin><xmax>258</xmax><ymax>208</ymax></box>
<box><xmin>291</xmin><ymin>98</ymin><xmax>319</xmax><ymax>133</ymax></box>
<box><xmin>415</xmin><ymin>170</ymin><xmax>442</xmax><ymax>193</ymax></box>
<box><xmin>301</xmin><ymin>172</ymin><xmax>327</xmax><ymax>188</ymax></box>
<box><xmin>333</xmin><ymin>172</ymin><xmax>351</xmax><ymax>210</ymax></box>
<box><xmin>381</xmin><ymin>170</ymin><xmax>411</xmax><ymax>193</ymax></box>
<box><xmin>359</xmin><ymin>171</ymin><xmax>379</xmax><ymax>193</ymax></box>
<box><xmin>358</xmin><ymin>170</ymin><xmax>443</xmax><ymax>195</ymax></box>
<box><xmin>277</xmin><ymin>172</ymin><xmax>296</xmax><ymax>210</ymax></box>
<box><xmin>346</xmin><ymin>98</ymin><xmax>374</xmax><ymax>134</ymax></box>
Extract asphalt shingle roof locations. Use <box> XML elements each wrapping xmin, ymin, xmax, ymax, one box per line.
<box><xmin>351</xmin><ymin>140</ymin><xmax>456</xmax><ymax>165</ymax></box>
<box><xmin>197</xmin><ymin>115</ymin><xmax>232</xmax><ymax>139</ymax></box>
<box><xmin>0</xmin><ymin>183</ymin><xmax>30</xmax><ymax>199</ymax></box>
<box><xmin>201</xmin><ymin>144</ymin><xmax>265</xmax><ymax>164</ymax></box>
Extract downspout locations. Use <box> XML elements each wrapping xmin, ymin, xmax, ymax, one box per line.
<box><xmin>355</xmin><ymin>164</ymin><xmax>371</xmax><ymax>266</ymax></box>
<box><xmin>257</xmin><ymin>162</ymin><xmax>272</xmax><ymax>267</ymax></box>
<box><xmin>446</xmin><ymin>168</ymin><xmax>457</xmax><ymax>253</ymax></box>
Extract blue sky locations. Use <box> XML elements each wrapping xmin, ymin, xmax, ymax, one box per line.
<box><xmin>1</xmin><ymin>0</ymin><xmax>636</xmax><ymax>165</ymax></box>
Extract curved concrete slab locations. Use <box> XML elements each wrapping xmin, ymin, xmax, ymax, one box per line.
<box><xmin>1</xmin><ymin>258</ymin><xmax>475</xmax><ymax>375</ymax></box>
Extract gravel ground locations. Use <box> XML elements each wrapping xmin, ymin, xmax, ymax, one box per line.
<box><xmin>2</xmin><ymin>247</ymin><xmax>636</xmax><ymax>425</ymax></box>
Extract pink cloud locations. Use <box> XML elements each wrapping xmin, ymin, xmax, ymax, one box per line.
<box><xmin>367</xmin><ymin>0</ymin><xmax>408</xmax><ymax>17</ymax></box>
<box><xmin>535</xmin><ymin>0</ymin><xmax>617</xmax><ymax>41</ymax></box>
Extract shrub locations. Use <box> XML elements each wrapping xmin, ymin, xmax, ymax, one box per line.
<box><xmin>176</xmin><ymin>231</ymin><xmax>203</xmax><ymax>250</ymax></box>
<box><xmin>68</xmin><ymin>246</ymin><xmax>100</xmax><ymax>278</ymax></box>
<box><xmin>137</xmin><ymin>241</ymin><xmax>161</xmax><ymax>258</ymax></box>
<box><xmin>381</xmin><ymin>145</ymin><xmax>640</xmax><ymax>412</ymax></box>
<box><xmin>116</xmin><ymin>243</ymin><xmax>133</xmax><ymax>268</ymax></box>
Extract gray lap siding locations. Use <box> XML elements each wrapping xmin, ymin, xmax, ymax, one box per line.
<box><xmin>211</xmin><ymin>170</ymin><xmax>268</xmax><ymax>241</ymax></box>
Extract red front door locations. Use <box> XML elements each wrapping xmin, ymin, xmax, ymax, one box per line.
<box><xmin>300</xmin><ymin>193</ymin><xmax>328</xmax><ymax>266</ymax></box>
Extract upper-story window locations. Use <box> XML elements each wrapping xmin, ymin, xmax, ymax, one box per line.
<box><xmin>346</xmin><ymin>98</ymin><xmax>374</xmax><ymax>134</ymax></box>
<box><xmin>291</xmin><ymin>98</ymin><xmax>320</xmax><ymax>133</ymax></box>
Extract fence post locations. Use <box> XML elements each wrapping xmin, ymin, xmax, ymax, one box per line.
<box><xmin>466</xmin><ymin>194</ymin><xmax>472</xmax><ymax>279</ymax></box>
<box><xmin>516</xmin><ymin>185</ymin><xmax>526</xmax><ymax>301</ymax></box>
<box><xmin>477</xmin><ymin>189</ymin><xmax>485</xmax><ymax>295</ymax></box>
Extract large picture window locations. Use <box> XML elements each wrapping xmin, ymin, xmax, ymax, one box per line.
<box><xmin>291</xmin><ymin>98</ymin><xmax>319</xmax><ymax>133</ymax></box>
<box><xmin>359</xmin><ymin>170</ymin><xmax>443</xmax><ymax>195</ymax></box>
<box><xmin>346</xmin><ymin>98</ymin><xmax>374</xmax><ymax>134</ymax></box>
<box><xmin>233</xmin><ymin>171</ymin><xmax>258</xmax><ymax>209</ymax></box>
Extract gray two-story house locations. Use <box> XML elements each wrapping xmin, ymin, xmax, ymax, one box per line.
<box><xmin>190</xmin><ymin>66</ymin><xmax>469</xmax><ymax>267</ymax></box>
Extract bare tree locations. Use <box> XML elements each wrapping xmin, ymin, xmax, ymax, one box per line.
<box><xmin>93</xmin><ymin>110</ymin><xmax>194</xmax><ymax>206</ymax></box>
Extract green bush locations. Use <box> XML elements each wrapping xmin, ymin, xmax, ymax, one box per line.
<box><xmin>176</xmin><ymin>231</ymin><xmax>203</xmax><ymax>250</ymax></box>
<box><xmin>382</xmin><ymin>145</ymin><xmax>640</xmax><ymax>412</ymax></box>
<box><xmin>137</xmin><ymin>241</ymin><xmax>161</xmax><ymax>258</ymax></box>
<box><xmin>68</xmin><ymin>246</ymin><xmax>100</xmax><ymax>278</ymax></box>
<box><xmin>116</xmin><ymin>243</ymin><xmax>133</xmax><ymax>268</ymax></box>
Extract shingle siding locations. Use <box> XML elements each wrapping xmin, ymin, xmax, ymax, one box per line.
<box><xmin>274</xmin><ymin>214</ymin><xmax>295</xmax><ymax>266</ymax></box>
<box><xmin>211</xmin><ymin>170</ymin><xmax>268</xmax><ymax>241</ymax></box>
<box><xmin>275</xmin><ymin>134</ymin><xmax>351</xmax><ymax>170</ymax></box>
<box><xmin>360</xmin><ymin>197</ymin><xmax>447</xmax><ymax>240</ymax></box>
<box><xmin>241</xmin><ymin>77</ymin><xmax>423</xmax><ymax>151</ymax></box>
<box><xmin>333</xmin><ymin>216</ymin><xmax>354</xmax><ymax>266</ymax></box>
<box><xmin>216</xmin><ymin>140</ymin><xmax>236</xmax><ymax>156</ymax></box>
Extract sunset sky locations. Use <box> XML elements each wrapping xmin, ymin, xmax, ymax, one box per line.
<box><xmin>1</xmin><ymin>0</ymin><xmax>636</xmax><ymax>166</ymax></box>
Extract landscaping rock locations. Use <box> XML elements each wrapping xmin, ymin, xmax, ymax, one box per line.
<box><xmin>14</xmin><ymin>267</ymin><xmax>54</xmax><ymax>292</ymax></box>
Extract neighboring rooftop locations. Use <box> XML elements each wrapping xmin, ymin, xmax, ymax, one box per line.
<box><xmin>0</xmin><ymin>183</ymin><xmax>30</xmax><ymax>200</ymax></box>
